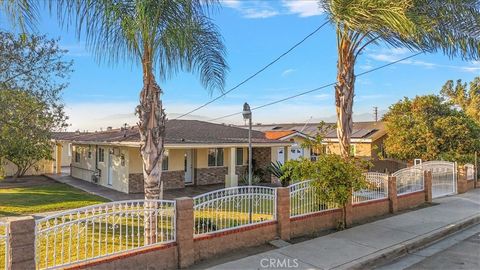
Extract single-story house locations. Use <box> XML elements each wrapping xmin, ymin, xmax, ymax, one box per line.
<box><xmin>243</xmin><ymin>121</ymin><xmax>387</xmax><ymax>161</ymax></box>
<box><xmin>52</xmin><ymin>120</ymin><xmax>292</xmax><ymax>194</ymax></box>
<box><xmin>264</xmin><ymin>130</ymin><xmax>312</xmax><ymax>163</ymax></box>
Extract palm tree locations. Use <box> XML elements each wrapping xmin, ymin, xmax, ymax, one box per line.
<box><xmin>51</xmin><ymin>0</ymin><xmax>227</xmax><ymax>202</ymax></box>
<box><xmin>318</xmin><ymin>0</ymin><xmax>480</xmax><ymax>158</ymax></box>
<box><xmin>0</xmin><ymin>0</ymin><xmax>38</xmax><ymax>32</ymax></box>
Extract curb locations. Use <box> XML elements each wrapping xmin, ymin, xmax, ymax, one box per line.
<box><xmin>337</xmin><ymin>213</ymin><xmax>480</xmax><ymax>270</ymax></box>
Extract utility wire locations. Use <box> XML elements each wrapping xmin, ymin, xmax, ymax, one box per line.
<box><xmin>209</xmin><ymin>51</ymin><xmax>424</xmax><ymax>122</ymax></box>
<box><xmin>173</xmin><ymin>21</ymin><xmax>330</xmax><ymax>120</ymax></box>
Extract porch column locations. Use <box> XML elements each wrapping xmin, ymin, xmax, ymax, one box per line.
<box><xmin>225</xmin><ymin>147</ymin><xmax>238</xmax><ymax>187</ymax></box>
<box><xmin>283</xmin><ymin>146</ymin><xmax>290</xmax><ymax>163</ymax></box>
<box><xmin>55</xmin><ymin>143</ymin><xmax>62</xmax><ymax>174</ymax></box>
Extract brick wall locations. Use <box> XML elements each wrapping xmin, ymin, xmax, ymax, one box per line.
<box><xmin>193</xmin><ymin>222</ymin><xmax>277</xmax><ymax>263</ymax></box>
<box><xmin>397</xmin><ymin>191</ymin><xmax>425</xmax><ymax>211</ymax></box>
<box><xmin>128</xmin><ymin>170</ymin><xmax>185</xmax><ymax>193</ymax></box>
<box><xmin>352</xmin><ymin>199</ymin><xmax>390</xmax><ymax>223</ymax></box>
<box><xmin>290</xmin><ymin>209</ymin><xmax>342</xmax><ymax>238</ymax></box>
<box><xmin>252</xmin><ymin>147</ymin><xmax>271</xmax><ymax>182</ymax></box>
<box><xmin>194</xmin><ymin>167</ymin><xmax>227</xmax><ymax>185</ymax></box>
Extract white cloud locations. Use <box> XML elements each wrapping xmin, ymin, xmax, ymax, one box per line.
<box><xmin>367</xmin><ymin>47</ymin><xmax>480</xmax><ymax>74</ymax></box>
<box><xmin>61</xmin><ymin>43</ymin><xmax>90</xmax><ymax>57</ymax></box>
<box><xmin>282</xmin><ymin>0</ymin><xmax>323</xmax><ymax>17</ymax></box>
<box><xmin>220</xmin><ymin>0</ymin><xmax>279</xmax><ymax>19</ymax></box>
<box><xmin>281</xmin><ymin>68</ymin><xmax>296</xmax><ymax>76</ymax></box>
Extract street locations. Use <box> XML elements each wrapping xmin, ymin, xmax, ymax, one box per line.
<box><xmin>378</xmin><ymin>224</ymin><xmax>480</xmax><ymax>270</ymax></box>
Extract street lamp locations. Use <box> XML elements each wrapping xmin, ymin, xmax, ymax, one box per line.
<box><xmin>242</xmin><ymin>102</ymin><xmax>252</xmax><ymax>186</ymax></box>
<box><xmin>243</xmin><ymin>102</ymin><xmax>253</xmax><ymax>223</ymax></box>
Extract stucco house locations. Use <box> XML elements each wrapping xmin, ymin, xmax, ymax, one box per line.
<box><xmin>52</xmin><ymin>120</ymin><xmax>291</xmax><ymax>194</ymax></box>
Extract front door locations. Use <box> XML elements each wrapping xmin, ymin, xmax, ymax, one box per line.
<box><xmin>107</xmin><ymin>150</ymin><xmax>113</xmax><ymax>186</ymax></box>
<box><xmin>184</xmin><ymin>150</ymin><xmax>193</xmax><ymax>184</ymax></box>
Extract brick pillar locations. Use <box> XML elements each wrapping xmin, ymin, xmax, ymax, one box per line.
<box><xmin>424</xmin><ymin>171</ymin><xmax>432</xmax><ymax>203</ymax></box>
<box><xmin>388</xmin><ymin>176</ymin><xmax>398</xmax><ymax>214</ymax></box>
<box><xmin>175</xmin><ymin>197</ymin><xmax>194</xmax><ymax>269</ymax></box>
<box><xmin>276</xmin><ymin>187</ymin><xmax>290</xmax><ymax>241</ymax></box>
<box><xmin>7</xmin><ymin>216</ymin><xmax>36</xmax><ymax>270</ymax></box>
<box><xmin>457</xmin><ymin>166</ymin><xmax>468</xmax><ymax>194</ymax></box>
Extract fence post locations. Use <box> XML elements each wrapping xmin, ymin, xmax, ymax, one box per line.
<box><xmin>457</xmin><ymin>166</ymin><xmax>468</xmax><ymax>194</ymax></box>
<box><xmin>276</xmin><ymin>187</ymin><xmax>290</xmax><ymax>241</ymax></box>
<box><xmin>388</xmin><ymin>176</ymin><xmax>398</xmax><ymax>214</ymax></box>
<box><xmin>424</xmin><ymin>171</ymin><xmax>432</xmax><ymax>203</ymax></box>
<box><xmin>175</xmin><ymin>197</ymin><xmax>194</xmax><ymax>269</ymax></box>
<box><xmin>7</xmin><ymin>216</ymin><xmax>35</xmax><ymax>270</ymax></box>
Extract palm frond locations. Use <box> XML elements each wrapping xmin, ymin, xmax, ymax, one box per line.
<box><xmin>53</xmin><ymin>0</ymin><xmax>228</xmax><ymax>91</ymax></box>
<box><xmin>0</xmin><ymin>0</ymin><xmax>39</xmax><ymax>32</ymax></box>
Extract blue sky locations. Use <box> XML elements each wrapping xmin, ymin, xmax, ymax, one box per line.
<box><xmin>5</xmin><ymin>0</ymin><xmax>480</xmax><ymax>131</ymax></box>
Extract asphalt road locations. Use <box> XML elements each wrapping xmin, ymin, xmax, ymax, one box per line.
<box><xmin>377</xmin><ymin>224</ymin><xmax>480</xmax><ymax>270</ymax></box>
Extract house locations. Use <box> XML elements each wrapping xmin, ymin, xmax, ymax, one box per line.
<box><xmin>243</xmin><ymin>121</ymin><xmax>387</xmax><ymax>162</ymax></box>
<box><xmin>52</xmin><ymin>120</ymin><xmax>291</xmax><ymax>194</ymax></box>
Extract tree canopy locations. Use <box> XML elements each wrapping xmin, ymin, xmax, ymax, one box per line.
<box><xmin>383</xmin><ymin>95</ymin><xmax>480</xmax><ymax>163</ymax></box>
<box><xmin>440</xmin><ymin>77</ymin><xmax>480</xmax><ymax>125</ymax></box>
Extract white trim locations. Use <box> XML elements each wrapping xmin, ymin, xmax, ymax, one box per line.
<box><xmin>60</xmin><ymin>140</ymin><xmax>292</xmax><ymax>149</ymax></box>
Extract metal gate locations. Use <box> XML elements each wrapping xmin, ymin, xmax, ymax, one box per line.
<box><xmin>421</xmin><ymin>160</ymin><xmax>456</xmax><ymax>198</ymax></box>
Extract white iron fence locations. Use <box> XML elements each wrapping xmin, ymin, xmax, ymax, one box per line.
<box><xmin>35</xmin><ymin>200</ymin><xmax>176</xmax><ymax>270</ymax></box>
<box><xmin>289</xmin><ymin>181</ymin><xmax>337</xmax><ymax>218</ymax></box>
<box><xmin>465</xmin><ymin>164</ymin><xmax>475</xmax><ymax>180</ymax></box>
<box><xmin>393</xmin><ymin>166</ymin><xmax>424</xmax><ymax>195</ymax></box>
<box><xmin>193</xmin><ymin>186</ymin><xmax>276</xmax><ymax>236</ymax></box>
<box><xmin>0</xmin><ymin>222</ymin><xmax>8</xmax><ymax>270</ymax></box>
<box><xmin>352</xmin><ymin>173</ymin><xmax>389</xmax><ymax>204</ymax></box>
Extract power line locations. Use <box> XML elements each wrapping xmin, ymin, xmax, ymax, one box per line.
<box><xmin>209</xmin><ymin>51</ymin><xmax>424</xmax><ymax>122</ymax></box>
<box><xmin>173</xmin><ymin>21</ymin><xmax>330</xmax><ymax>120</ymax></box>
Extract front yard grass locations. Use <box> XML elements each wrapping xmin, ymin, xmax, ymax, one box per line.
<box><xmin>0</xmin><ymin>178</ymin><xmax>109</xmax><ymax>217</ymax></box>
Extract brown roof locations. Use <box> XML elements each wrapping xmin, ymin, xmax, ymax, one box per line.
<box><xmin>53</xmin><ymin>120</ymin><xmax>287</xmax><ymax>145</ymax></box>
<box><xmin>243</xmin><ymin>121</ymin><xmax>386</xmax><ymax>140</ymax></box>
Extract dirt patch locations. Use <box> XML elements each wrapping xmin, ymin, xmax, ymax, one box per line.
<box><xmin>0</xmin><ymin>175</ymin><xmax>56</xmax><ymax>189</ymax></box>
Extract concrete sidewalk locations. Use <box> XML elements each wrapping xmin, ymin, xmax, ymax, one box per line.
<box><xmin>206</xmin><ymin>189</ymin><xmax>480</xmax><ymax>270</ymax></box>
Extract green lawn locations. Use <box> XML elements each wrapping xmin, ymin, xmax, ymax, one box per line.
<box><xmin>0</xmin><ymin>182</ymin><xmax>109</xmax><ymax>217</ymax></box>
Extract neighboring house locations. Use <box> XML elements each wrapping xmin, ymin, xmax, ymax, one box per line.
<box><xmin>264</xmin><ymin>130</ymin><xmax>312</xmax><ymax>163</ymax></box>
<box><xmin>243</xmin><ymin>121</ymin><xmax>387</xmax><ymax>161</ymax></box>
<box><xmin>53</xmin><ymin>120</ymin><xmax>291</xmax><ymax>194</ymax></box>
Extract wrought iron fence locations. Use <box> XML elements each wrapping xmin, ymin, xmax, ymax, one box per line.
<box><xmin>465</xmin><ymin>164</ymin><xmax>475</xmax><ymax>180</ymax></box>
<box><xmin>193</xmin><ymin>186</ymin><xmax>276</xmax><ymax>236</ymax></box>
<box><xmin>0</xmin><ymin>222</ymin><xmax>8</xmax><ymax>270</ymax></box>
<box><xmin>393</xmin><ymin>166</ymin><xmax>424</xmax><ymax>195</ymax></box>
<box><xmin>423</xmin><ymin>161</ymin><xmax>456</xmax><ymax>198</ymax></box>
<box><xmin>352</xmin><ymin>173</ymin><xmax>389</xmax><ymax>204</ymax></box>
<box><xmin>35</xmin><ymin>200</ymin><xmax>176</xmax><ymax>270</ymax></box>
<box><xmin>289</xmin><ymin>180</ymin><xmax>337</xmax><ymax>218</ymax></box>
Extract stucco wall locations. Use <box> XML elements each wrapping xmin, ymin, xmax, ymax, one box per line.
<box><xmin>326</xmin><ymin>142</ymin><xmax>372</xmax><ymax>157</ymax></box>
<box><xmin>71</xmin><ymin>144</ymin><xmax>129</xmax><ymax>193</ymax></box>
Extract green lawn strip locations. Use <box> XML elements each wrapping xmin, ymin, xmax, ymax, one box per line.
<box><xmin>0</xmin><ymin>183</ymin><xmax>109</xmax><ymax>217</ymax></box>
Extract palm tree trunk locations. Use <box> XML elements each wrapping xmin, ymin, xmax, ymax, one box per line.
<box><xmin>137</xmin><ymin>59</ymin><xmax>166</xmax><ymax>245</ymax></box>
<box><xmin>335</xmin><ymin>33</ymin><xmax>355</xmax><ymax>159</ymax></box>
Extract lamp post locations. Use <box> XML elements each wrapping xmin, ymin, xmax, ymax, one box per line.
<box><xmin>242</xmin><ymin>102</ymin><xmax>253</xmax><ymax>223</ymax></box>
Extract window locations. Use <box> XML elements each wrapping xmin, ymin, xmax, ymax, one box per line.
<box><xmin>162</xmin><ymin>150</ymin><xmax>169</xmax><ymax>171</ymax></box>
<box><xmin>236</xmin><ymin>148</ymin><xmax>243</xmax><ymax>166</ymax></box>
<box><xmin>75</xmin><ymin>151</ymin><xmax>80</xmax><ymax>163</ymax></box>
<box><xmin>88</xmin><ymin>150</ymin><xmax>92</xmax><ymax>159</ymax></box>
<box><xmin>120</xmin><ymin>154</ymin><xmax>125</xmax><ymax>166</ymax></box>
<box><xmin>98</xmin><ymin>148</ymin><xmax>105</xmax><ymax>162</ymax></box>
<box><xmin>208</xmin><ymin>148</ymin><xmax>224</xmax><ymax>167</ymax></box>
<box><xmin>349</xmin><ymin>144</ymin><xmax>356</xmax><ymax>157</ymax></box>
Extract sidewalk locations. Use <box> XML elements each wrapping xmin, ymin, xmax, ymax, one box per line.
<box><xmin>206</xmin><ymin>189</ymin><xmax>480</xmax><ymax>270</ymax></box>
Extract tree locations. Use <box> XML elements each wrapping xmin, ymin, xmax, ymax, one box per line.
<box><xmin>281</xmin><ymin>155</ymin><xmax>368</xmax><ymax>229</ymax></box>
<box><xmin>318</xmin><ymin>0</ymin><xmax>480</xmax><ymax>158</ymax></box>
<box><xmin>0</xmin><ymin>31</ymin><xmax>72</xmax><ymax>128</ymax></box>
<box><xmin>0</xmin><ymin>89</ymin><xmax>67</xmax><ymax>178</ymax></box>
<box><xmin>383</xmin><ymin>95</ymin><xmax>480</xmax><ymax>163</ymax></box>
<box><xmin>440</xmin><ymin>77</ymin><xmax>480</xmax><ymax>125</ymax></box>
<box><xmin>51</xmin><ymin>0</ymin><xmax>228</xmax><ymax>202</ymax></box>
